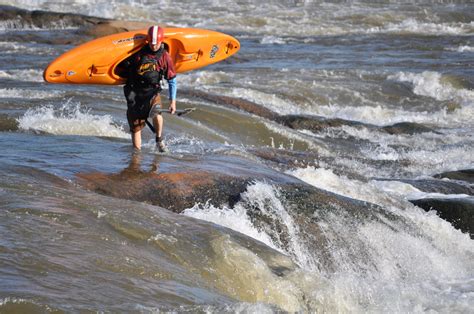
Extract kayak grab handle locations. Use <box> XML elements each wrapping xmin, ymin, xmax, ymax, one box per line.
<box><xmin>177</xmin><ymin>50</ymin><xmax>203</xmax><ymax>63</ymax></box>
<box><xmin>88</xmin><ymin>64</ymin><xmax>108</xmax><ymax>77</ymax></box>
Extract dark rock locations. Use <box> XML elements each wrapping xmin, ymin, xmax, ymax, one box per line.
<box><xmin>0</xmin><ymin>5</ymin><xmax>107</xmax><ymax>29</ymax></box>
<box><xmin>381</xmin><ymin>122</ymin><xmax>439</xmax><ymax>135</ymax></box>
<box><xmin>78</xmin><ymin>167</ymin><xmax>251</xmax><ymax>212</ymax></box>
<box><xmin>276</xmin><ymin>115</ymin><xmax>365</xmax><ymax>132</ymax></box>
<box><xmin>76</xmin><ymin>154</ymin><xmax>303</xmax><ymax>212</ymax></box>
<box><xmin>249</xmin><ymin>147</ymin><xmax>320</xmax><ymax>170</ymax></box>
<box><xmin>410</xmin><ymin>197</ymin><xmax>474</xmax><ymax>238</ymax></box>
<box><xmin>378</xmin><ymin>178</ymin><xmax>474</xmax><ymax>195</ymax></box>
<box><xmin>434</xmin><ymin>169</ymin><xmax>474</xmax><ymax>184</ymax></box>
<box><xmin>0</xmin><ymin>5</ymin><xmax>153</xmax><ymax>44</ymax></box>
<box><xmin>0</xmin><ymin>114</ymin><xmax>19</xmax><ymax>132</ymax></box>
<box><xmin>181</xmin><ymin>89</ymin><xmax>279</xmax><ymax>120</ymax></box>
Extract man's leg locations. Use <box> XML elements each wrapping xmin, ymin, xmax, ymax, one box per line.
<box><xmin>131</xmin><ymin>130</ymin><xmax>142</xmax><ymax>150</ymax></box>
<box><xmin>152</xmin><ymin>113</ymin><xmax>163</xmax><ymax>138</ymax></box>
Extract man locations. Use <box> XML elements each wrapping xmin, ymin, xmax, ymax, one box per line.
<box><xmin>123</xmin><ymin>25</ymin><xmax>177</xmax><ymax>152</ymax></box>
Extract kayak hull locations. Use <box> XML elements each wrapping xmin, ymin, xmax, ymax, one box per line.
<box><xmin>43</xmin><ymin>28</ymin><xmax>240</xmax><ymax>85</ymax></box>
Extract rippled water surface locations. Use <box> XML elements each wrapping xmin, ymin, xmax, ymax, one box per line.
<box><xmin>1</xmin><ymin>1</ymin><xmax>473</xmax><ymax>312</ymax></box>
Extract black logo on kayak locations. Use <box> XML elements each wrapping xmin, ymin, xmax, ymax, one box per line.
<box><xmin>210</xmin><ymin>45</ymin><xmax>219</xmax><ymax>58</ymax></box>
<box><xmin>113</xmin><ymin>35</ymin><xmax>146</xmax><ymax>45</ymax></box>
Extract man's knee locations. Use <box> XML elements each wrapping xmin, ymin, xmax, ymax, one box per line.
<box><xmin>148</xmin><ymin>104</ymin><xmax>163</xmax><ymax>120</ymax></box>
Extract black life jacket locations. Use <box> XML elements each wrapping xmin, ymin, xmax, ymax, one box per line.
<box><xmin>134</xmin><ymin>45</ymin><xmax>164</xmax><ymax>88</ymax></box>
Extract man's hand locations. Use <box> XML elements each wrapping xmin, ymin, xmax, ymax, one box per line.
<box><xmin>169</xmin><ymin>100</ymin><xmax>176</xmax><ymax>114</ymax></box>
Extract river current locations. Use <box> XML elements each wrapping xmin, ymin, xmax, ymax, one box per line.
<box><xmin>1</xmin><ymin>1</ymin><xmax>473</xmax><ymax>312</ymax></box>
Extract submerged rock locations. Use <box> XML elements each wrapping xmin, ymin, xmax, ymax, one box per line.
<box><xmin>434</xmin><ymin>169</ymin><xmax>474</xmax><ymax>184</ymax></box>
<box><xmin>410</xmin><ymin>197</ymin><xmax>474</xmax><ymax>238</ymax></box>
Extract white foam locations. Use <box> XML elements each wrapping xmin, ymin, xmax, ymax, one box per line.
<box><xmin>317</xmin><ymin>125</ymin><xmax>474</xmax><ymax>177</ymax></box>
<box><xmin>446</xmin><ymin>45</ymin><xmax>474</xmax><ymax>53</ymax></box>
<box><xmin>17</xmin><ymin>102</ymin><xmax>128</xmax><ymax>138</ymax></box>
<box><xmin>373</xmin><ymin>180</ymin><xmax>471</xmax><ymax>201</ymax></box>
<box><xmin>0</xmin><ymin>41</ymin><xmax>55</xmax><ymax>54</ymax></box>
<box><xmin>388</xmin><ymin>71</ymin><xmax>474</xmax><ymax>105</ymax></box>
<box><xmin>184</xmin><ymin>201</ymin><xmax>278</xmax><ymax>250</ymax></box>
<box><xmin>229</xmin><ymin>88</ymin><xmax>294</xmax><ymax>115</ymax></box>
<box><xmin>369</xmin><ymin>19</ymin><xmax>474</xmax><ymax>36</ymax></box>
<box><xmin>0</xmin><ymin>69</ymin><xmax>44</xmax><ymax>82</ymax></box>
<box><xmin>178</xmin><ymin>71</ymin><xmax>235</xmax><ymax>87</ymax></box>
<box><xmin>286</xmin><ymin>166</ymin><xmax>401</xmax><ymax>207</ymax></box>
<box><xmin>231</xmin><ymin>165</ymin><xmax>474</xmax><ymax>313</ymax></box>
<box><xmin>261</xmin><ymin>36</ymin><xmax>286</xmax><ymax>45</ymax></box>
<box><xmin>0</xmin><ymin>87</ymin><xmax>63</xmax><ymax>99</ymax></box>
<box><xmin>0</xmin><ymin>19</ymin><xmax>78</xmax><ymax>31</ymax></box>
<box><xmin>183</xmin><ymin>181</ymin><xmax>316</xmax><ymax>269</ymax></box>
<box><xmin>0</xmin><ymin>297</ymin><xmax>29</xmax><ymax>306</ymax></box>
<box><xmin>302</xmin><ymin>71</ymin><xmax>474</xmax><ymax>127</ymax></box>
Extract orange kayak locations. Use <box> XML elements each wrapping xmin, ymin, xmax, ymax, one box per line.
<box><xmin>43</xmin><ymin>27</ymin><xmax>240</xmax><ymax>85</ymax></box>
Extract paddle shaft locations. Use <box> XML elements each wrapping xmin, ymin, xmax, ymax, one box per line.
<box><xmin>145</xmin><ymin>108</ymin><xmax>195</xmax><ymax>133</ymax></box>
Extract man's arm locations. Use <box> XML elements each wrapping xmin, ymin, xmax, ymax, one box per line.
<box><xmin>167</xmin><ymin>77</ymin><xmax>177</xmax><ymax>114</ymax></box>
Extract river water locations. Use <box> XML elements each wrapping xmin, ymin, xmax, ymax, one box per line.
<box><xmin>1</xmin><ymin>1</ymin><xmax>473</xmax><ymax>312</ymax></box>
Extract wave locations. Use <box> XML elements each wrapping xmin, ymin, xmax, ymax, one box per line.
<box><xmin>446</xmin><ymin>45</ymin><xmax>474</xmax><ymax>52</ymax></box>
<box><xmin>388</xmin><ymin>71</ymin><xmax>474</xmax><ymax>105</ymax></box>
<box><xmin>373</xmin><ymin>180</ymin><xmax>471</xmax><ymax>201</ymax></box>
<box><xmin>0</xmin><ymin>19</ymin><xmax>79</xmax><ymax>31</ymax></box>
<box><xmin>17</xmin><ymin>102</ymin><xmax>128</xmax><ymax>138</ymax></box>
<box><xmin>4</xmin><ymin>2</ymin><xmax>473</xmax><ymax>36</ymax></box>
<box><xmin>369</xmin><ymin>19</ymin><xmax>474</xmax><ymax>36</ymax></box>
<box><xmin>184</xmin><ymin>170</ymin><xmax>474</xmax><ymax>312</ymax></box>
<box><xmin>287</xmin><ymin>166</ymin><xmax>471</xmax><ymax>207</ymax></box>
<box><xmin>0</xmin><ymin>69</ymin><xmax>44</xmax><ymax>82</ymax></box>
<box><xmin>183</xmin><ymin>181</ymin><xmax>316</xmax><ymax>270</ymax></box>
<box><xmin>0</xmin><ymin>87</ymin><xmax>63</xmax><ymax>99</ymax></box>
<box><xmin>303</xmin><ymin>71</ymin><xmax>474</xmax><ymax>127</ymax></box>
<box><xmin>0</xmin><ymin>41</ymin><xmax>55</xmax><ymax>55</ymax></box>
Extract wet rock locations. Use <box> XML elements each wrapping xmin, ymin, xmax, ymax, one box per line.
<box><xmin>76</xmin><ymin>154</ymin><xmax>303</xmax><ymax>212</ymax></box>
<box><xmin>276</xmin><ymin>115</ymin><xmax>365</xmax><ymax>132</ymax></box>
<box><xmin>446</xmin><ymin>101</ymin><xmax>461</xmax><ymax>113</ymax></box>
<box><xmin>434</xmin><ymin>169</ymin><xmax>474</xmax><ymax>184</ymax></box>
<box><xmin>181</xmin><ymin>89</ymin><xmax>279</xmax><ymax>120</ymax></box>
<box><xmin>410</xmin><ymin>197</ymin><xmax>474</xmax><ymax>238</ymax></box>
<box><xmin>249</xmin><ymin>147</ymin><xmax>320</xmax><ymax>170</ymax></box>
<box><xmin>381</xmin><ymin>122</ymin><xmax>439</xmax><ymax>135</ymax></box>
<box><xmin>0</xmin><ymin>5</ymin><xmax>107</xmax><ymax>29</ymax></box>
<box><xmin>0</xmin><ymin>5</ymin><xmax>153</xmax><ymax>44</ymax></box>
<box><xmin>77</xmin><ymin>168</ymin><xmax>250</xmax><ymax>212</ymax></box>
<box><xmin>0</xmin><ymin>114</ymin><xmax>19</xmax><ymax>132</ymax></box>
<box><xmin>393</xmin><ymin>178</ymin><xmax>473</xmax><ymax>195</ymax></box>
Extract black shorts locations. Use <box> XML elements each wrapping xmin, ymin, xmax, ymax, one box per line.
<box><xmin>124</xmin><ymin>84</ymin><xmax>161</xmax><ymax>133</ymax></box>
